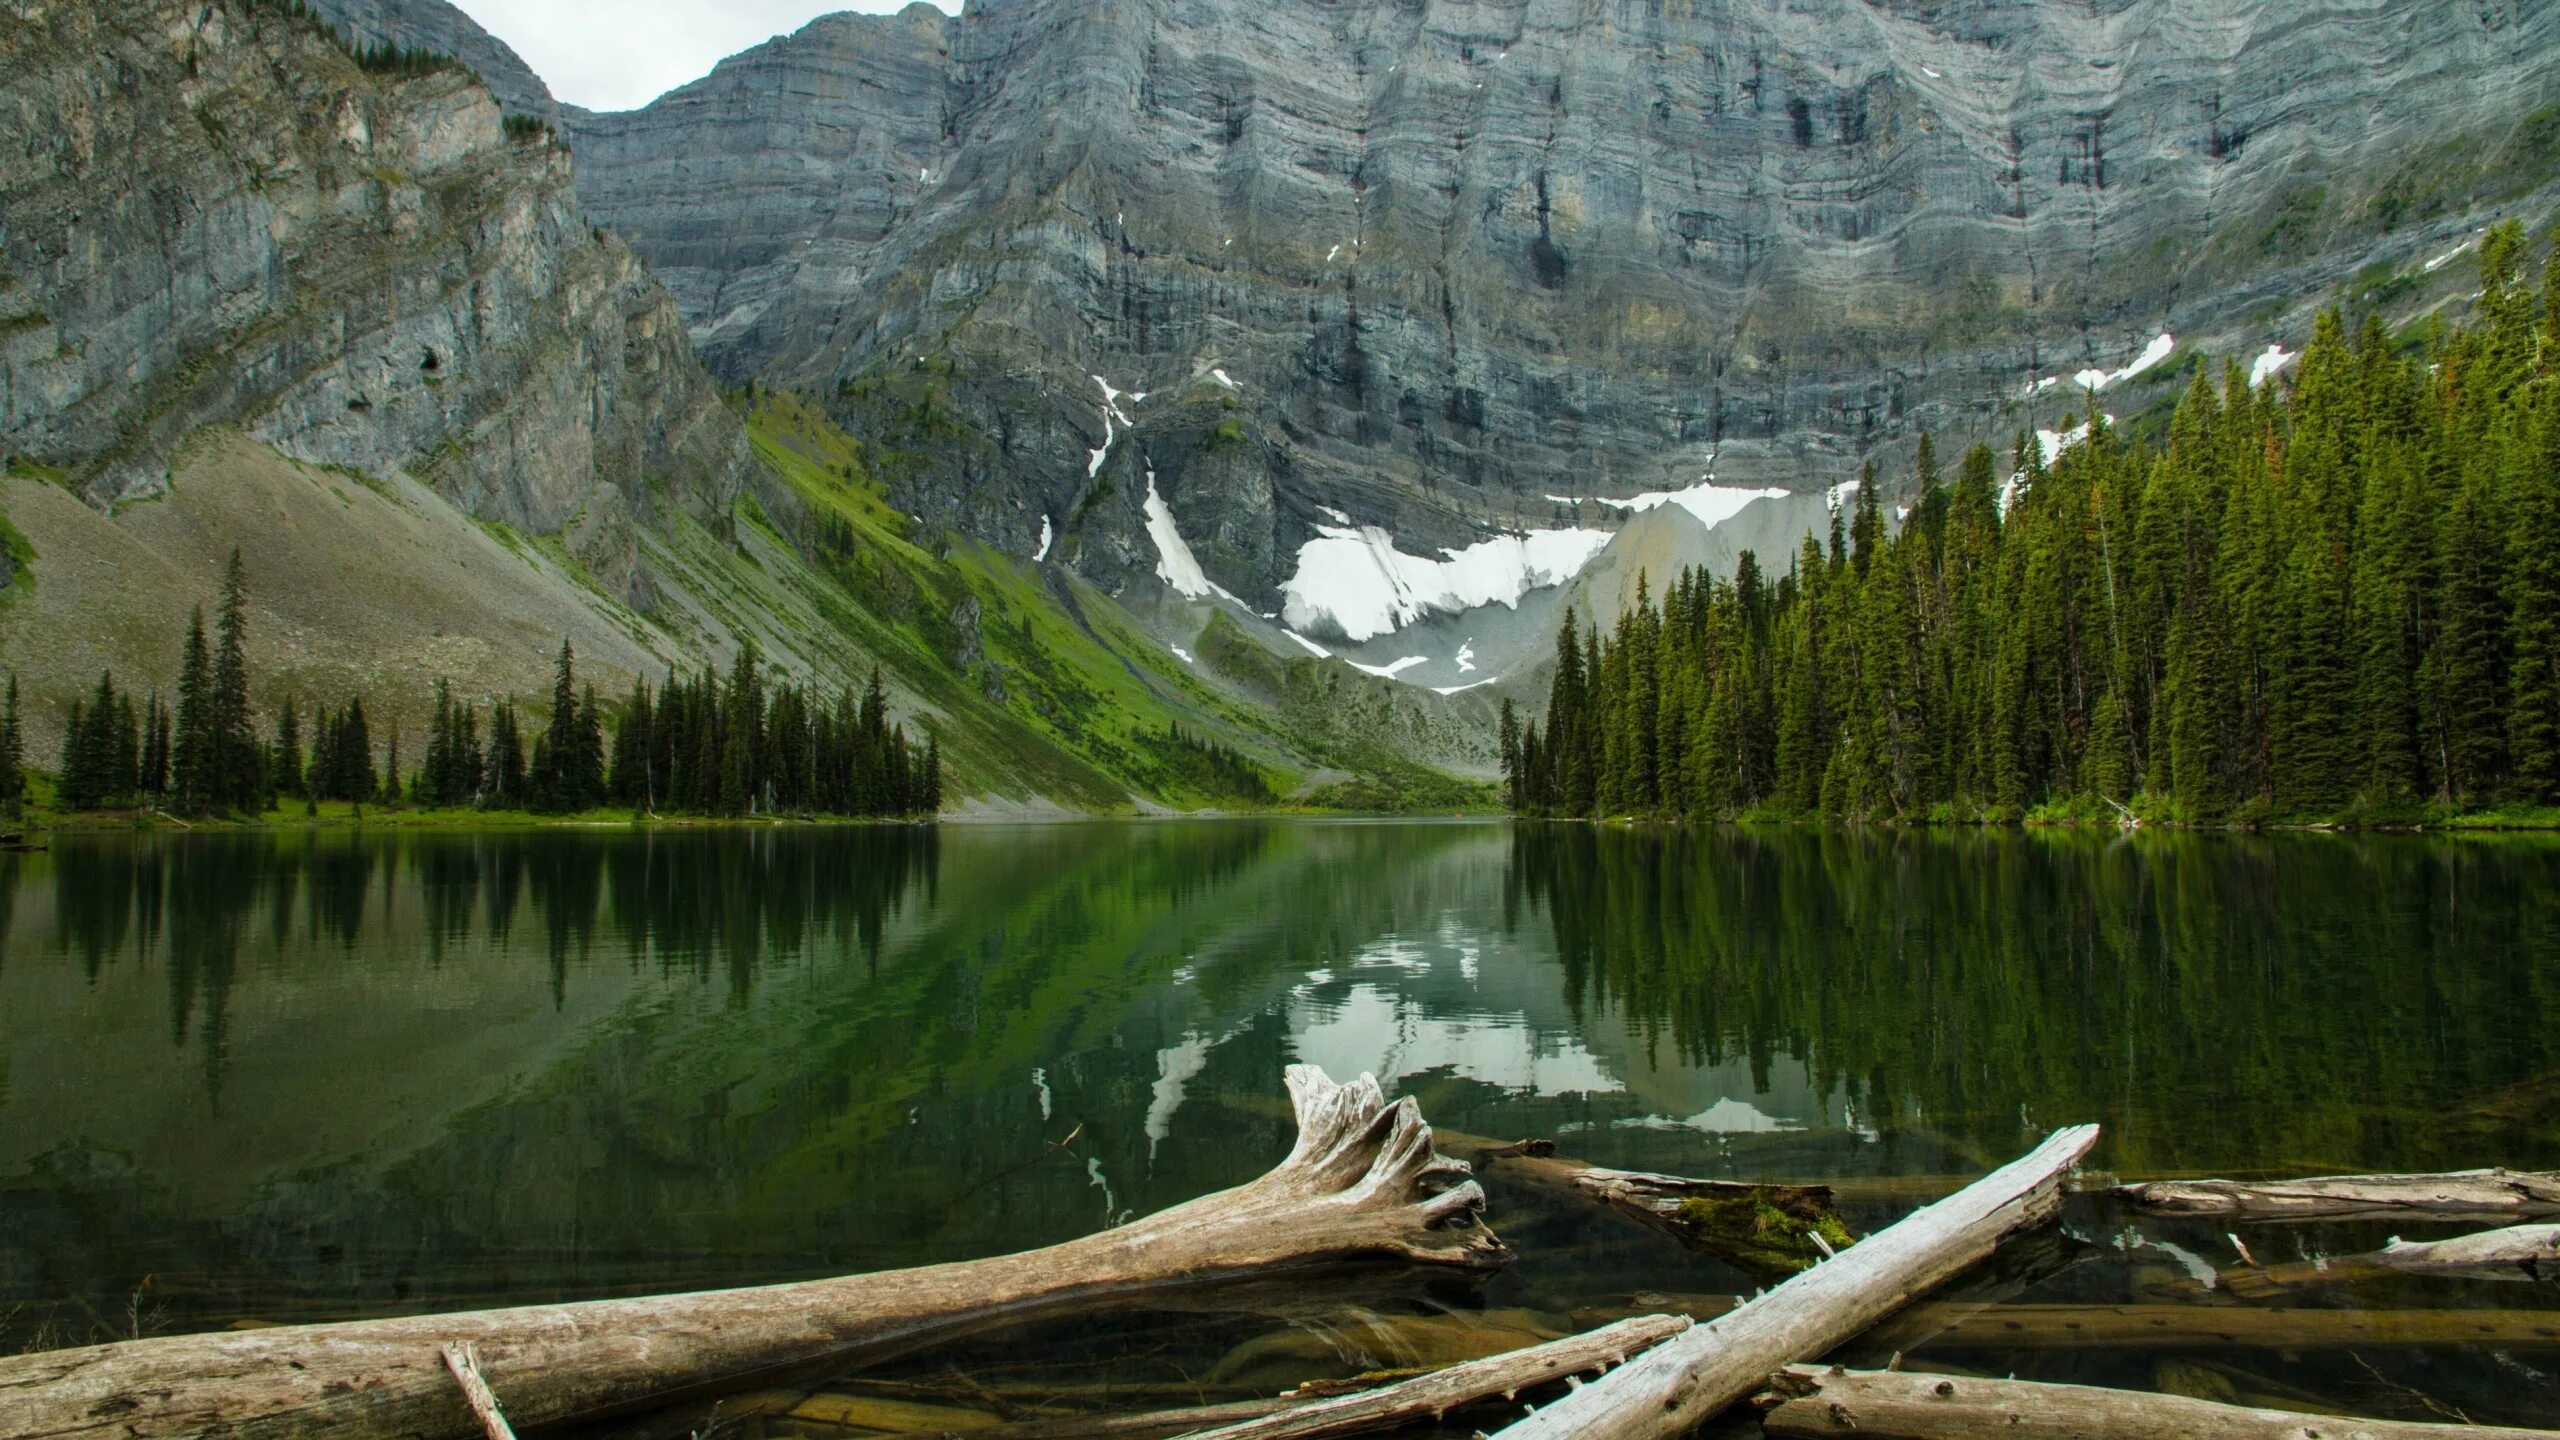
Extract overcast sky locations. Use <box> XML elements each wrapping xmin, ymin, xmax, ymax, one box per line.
<box><xmin>450</xmin><ymin>0</ymin><xmax>960</xmax><ymax>113</ymax></box>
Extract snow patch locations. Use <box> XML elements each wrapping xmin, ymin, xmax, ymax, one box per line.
<box><xmin>1170</xmin><ymin>645</ymin><xmax>1195</xmax><ymax>665</ymax></box>
<box><xmin>2025</xmin><ymin>333</ymin><xmax>2174</xmax><ymax>397</ymax></box>
<box><xmin>1349</xmin><ymin>655</ymin><xmax>1429</xmax><ymax>679</ymax></box>
<box><xmin>1144</xmin><ymin>473</ymin><xmax>1218</xmax><ymax>600</ymax></box>
<box><xmin>1455</xmin><ymin>640</ymin><xmax>1478</xmax><ymax>674</ymax></box>
<box><xmin>1032</xmin><ymin>514</ymin><xmax>1053</xmax><ymax>564</ymax></box>
<box><xmin>1318</xmin><ymin>505</ymin><xmax>1352</xmax><ymax>525</ymax></box>
<box><xmin>1211</xmin><ymin>368</ymin><xmax>1240</xmax><ymax>391</ymax></box>
<box><xmin>1433</xmin><ymin>677</ymin><xmax>1499</xmax><ymax>696</ymax></box>
<box><xmin>2423</xmin><ymin>236</ymin><xmax>2478</xmax><ymax>274</ymax></box>
<box><xmin>2002</xmin><ymin>418</ymin><xmax>2109</xmax><ymax>514</ymax></box>
<box><xmin>2250</xmin><ymin>344</ymin><xmax>2297</xmax><ymax>388</ymax></box>
<box><xmin>1284</xmin><ymin>630</ymin><xmax>1334</xmax><ymax>659</ymax></box>
<box><xmin>1326</xmin><ymin>244</ymin><xmax>1341</xmax><ymax>263</ymax></box>
<box><xmin>1591</xmin><ymin>480</ymin><xmax>1789</xmax><ymax>531</ymax></box>
<box><xmin>1282</xmin><ymin>524</ymin><xmax>1613</xmax><ymax>643</ymax></box>
<box><xmin>1922</xmin><ymin>65</ymin><xmax>1942</xmax><ymax>77</ymax></box>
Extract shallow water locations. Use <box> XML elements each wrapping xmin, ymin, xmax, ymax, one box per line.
<box><xmin>2</xmin><ymin>822</ymin><xmax>2556</xmax><ymax>1430</ymax></box>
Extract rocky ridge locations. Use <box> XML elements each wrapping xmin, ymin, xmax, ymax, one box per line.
<box><xmin>0</xmin><ymin>0</ymin><xmax>748</xmax><ymax>603</ymax></box>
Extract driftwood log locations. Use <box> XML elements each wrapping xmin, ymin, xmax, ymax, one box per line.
<box><xmin>2115</xmin><ymin>1168</ymin><xmax>2560</xmax><ymax>1221</ymax></box>
<box><xmin>0</xmin><ymin>1067</ymin><xmax>1501</xmax><ymax>1440</ymax></box>
<box><xmin>2376</xmin><ymin>1223</ymin><xmax>2559</xmax><ymax>1280</ymax></box>
<box><xmin>1757</xmin><ymin>1364</ymin><xmax>2560</xmax><ymax>1440</ymax></box>
<box><xmin>2227</xmin><ymin>1223</ymin><xmax>2560</xmax><ymax>1293</ymax></box>
<box><xmin>1482</xmin><ymin>1124</ymin><xmax>2101</xmax><ymax>1440</ymax></box>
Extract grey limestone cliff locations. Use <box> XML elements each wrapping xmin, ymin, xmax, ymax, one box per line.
<box><xmin>0</xmin><ymin>0</ymin><xmax>749</xmax><ymax>600</ymax></box>
<box><xmin>548</xmin><ymin>0</ymin><xmax>2560</xmax><ymax>632</ymax></box>
<box><xmin>303</xmin><ymin>0</ymin><xmax>561</xmax><ymax>121</ymax></box>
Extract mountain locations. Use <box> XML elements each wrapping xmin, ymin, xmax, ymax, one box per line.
<box><xmin>535</xmin><ymin>0</ymin><xmax>2560</xmax><ymax>644</ymax></box>
<box><xmin>0</xmin><ymin>0</ymin><xmax>1497</xmax><ymax>812</ymax></box>
<box><xmin>300</xmin><ymin>0</ymin><xmax>562</xmax><ymax>121</ymax></box>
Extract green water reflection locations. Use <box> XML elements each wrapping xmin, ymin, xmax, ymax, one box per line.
<box><xmin>1</xmin><ymin>823</ymin><xmax>2554</xmax><ymax>1424</ymax></box>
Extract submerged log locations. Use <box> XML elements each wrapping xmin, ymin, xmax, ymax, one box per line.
<box><xmin>0</xmin><ymin>1066</ymin><xmax>1501</xmax><ymax>1440</ymax></box>
<box><xmin>1179</xmin><ymin>1314</ymin><xmax>1689</xmax><ymax>1440</ymax></box>
<box><xmin>2225</xmin><ymin>1223</ymin><xmax>2560</xmax><ymax>1293</ymax></box>
<box><xmin>2377</xmin><ymin>1223</ymin><xmax>2559</xmax><ymax>1281</ymax></box>
<box><xmin>1482</xmin><ymin>1124</ymin><xmax>2101</xmax><ymax>1440</ymax></box>
<box><xmin>2115</xmin><ymin>1168</ymin><xmax>2560</xmax><ymax>1221</ymax></box>
<box><xmin>1756</xmin><ymin>1364</ymin><xmax>2560</xmax><ymax>1440</ymax></box>
<box><xmin>1861</xmin><ymin>1302</ymin><xmax>2560</xmax><ymax>1353</ymax></box>
<box><xmin>1575</xmin><ymin>1294</ymin><xmax>2560</xmax><ymax>1353</ymax></box>
<box><xmin>1565</xmin><ymin>1170</ymin><xmax>1849</xmax><ymax>1276</ymax></box>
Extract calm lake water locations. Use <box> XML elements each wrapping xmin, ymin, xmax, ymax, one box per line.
<box><xmin>3</xmin><ymin>822</ymin><xmax>2556</xmax><ymax>1431</ymax></box>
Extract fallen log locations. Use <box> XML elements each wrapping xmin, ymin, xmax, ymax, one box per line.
<box><xmin>1178</xmin><ymin>1314</ymin><xmax>1690</xmax><ymax>1440</ymax></box>
<box><xmin>1456</xmin><ymin>1132</ymin><xmax>1974</xmax><ymax>1208</ymax></box>
<box><xmin>2115</xmin><ymin>1168</ymin><xmax>2560</xmax><ymax>1222</ymax></box>
<box><xmin>2376</xmin><ymin>1223</ymin><xmax>2559</xmax><ymax>1281</ymax></box>
<box><xmin>0</xmin><ymin>1066</ymin><xmax>1501</xmax><ymax>1440</ymax></box>
<box><xmin>1481</xmin><ymin>1124</ymin><xmax>2101</xmax><ymax>1440</ymax></box>
<box><xmin>2224</xmin><ymin>1223</ymin><xmax>2560</xmax><ymax>1293</ymax></box>
<box><xmin>1756</xmin><ymin>1364</ymin><xmax>2560</xmax><ymax>1440</ymax></box>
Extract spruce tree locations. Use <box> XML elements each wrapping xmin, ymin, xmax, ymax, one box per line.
<box><xmin>273</xmin><ymin>699</ymin><xmax>304</xmax><ymax>799</ymax></box>
<box><xmin>172</xmin><ymin>607</ymin><xmax>215</xmax><ymax>816</ymax></box>
<box><xmin>211</xmin><ymin>550</ymin><xmax>260</xmax><ymax>811</ymax></box>
<box><xmin>2508</xmin><ymin>398</ymin><xmax>2560</xmax><ymax>802</ymax></box>
<box><xmin>0</xmin><ymin>673</ymin><xmax>22</xmax><ymax>817</ymax></box>
<box><xmin>610</xmin><ymin>679</ymin><xmax>655</xmax><ymax>810</ymax></box>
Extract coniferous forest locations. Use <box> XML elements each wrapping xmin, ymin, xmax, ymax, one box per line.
<box><xmin>1503</xmin><ymin>228</ymin><xmax>2560</xmax><ymax>825</ymax></box>
<box><xmin>26</xmin><ymin>554</ymin><xmax>940</xmax><ymax>822</ymax></box>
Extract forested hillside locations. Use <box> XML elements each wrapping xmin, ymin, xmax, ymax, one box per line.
<box><xmin>1506</xmin><ymin>227</ymin><xmax>2560</xmax><ymax>825</ymax></box>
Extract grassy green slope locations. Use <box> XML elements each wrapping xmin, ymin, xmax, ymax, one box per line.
<box><xmin>733</xmin><ymin>395</ymin><xmax>1488</xmax><ymax>813</ymax></box>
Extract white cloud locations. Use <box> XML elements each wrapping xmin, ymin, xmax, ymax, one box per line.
<box><xmin>451</xmin><ymin>0</ymin><xmax>960</xmax><ymax>113</ymax></box>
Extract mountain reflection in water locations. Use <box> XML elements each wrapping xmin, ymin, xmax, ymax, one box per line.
<box><xmin>2</xmin><ymin>822</ymin><xmax>2553</xmax><ymax>1425</ymax></box>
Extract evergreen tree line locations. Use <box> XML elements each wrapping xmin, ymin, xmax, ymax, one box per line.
<box><xmin>415</xmin><ymin>640</ymin><xmax>942</xmax><ymax>818</ymax></box>
<box><xmin>1505</xmin><ymin>225</ymin><xmax>2560</xmax><ymax>824</ymax></box>
<box><xmin>41</xmin><ymin>559</ymin><xmax>940</xmax><ymax>819</ymax></box>
<box><xmin>1149</xmin><ymin>725</ymin><xmax>1276</xmax><ymax>804</ymax></box>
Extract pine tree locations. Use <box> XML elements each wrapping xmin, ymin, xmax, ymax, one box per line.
<box><xmin>610</xmin><ymin>679</ymin><xmax>655</xmax><ymax>810</ymax></box>
<box><xmin>1497</xmin><ymin>697</ymin><xmax>1522</xmax><ymax>811</ymax></box>
<box><xmin>2508</xmin><ymin>395</ymin><xmax>2560</xmax><ymax>802</ymax></box>
<box><xmin>141</xmin><ymin>692</ymin><xmax>170</xmax><ymax>801</ymax></box>
<box><xmin>488</xmin><ymin>701</ymin><xmax>527</xmax><ymax>808</ymax></box>
<box><xmin>719</xmin><ymin>641</ymin><xmax>762</xmax><ymax>816</ymax></box>
<box><xmin>211</xmin><ymin>550</ymin><xmax>260</xmax><ymax>811</ymax></box>
<box><xmin>0</xmin><ymin>673</ymin><xmax>23</xmax><ymax>817</ymax></box>
<box><xmin>172</xmin><ymin>607</ymin><xmax>215</xmax><ymax>816</ymax></box>
<box><xmin>273</xmin><ymin>699</ymin><xmax>304</xmax><ymax>799</ymax></box>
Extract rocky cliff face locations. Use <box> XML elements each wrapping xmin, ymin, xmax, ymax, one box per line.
<box><xmin>534</xmin><ymin>0</ymin><xmax>2560</xmax><ymax>638</ymax></box>
<box><xmin>302</xmin><ymin>0</ymin><xmax>561</xmax><ymax>121</ymax></box>
<box><xmin>0</xmin><ymin>0</ymin><xmax>749</xmax><ymax>599</ymax></box>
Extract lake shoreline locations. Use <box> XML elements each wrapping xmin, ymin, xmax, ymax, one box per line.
<box><xmin>13</xmin><ymin>805</ymin><xmax>2560</xmax><ymax>836</ymax></box>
